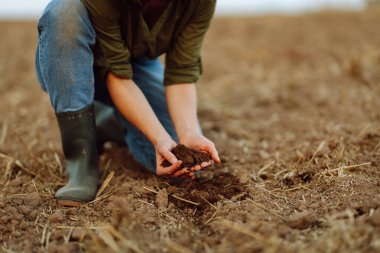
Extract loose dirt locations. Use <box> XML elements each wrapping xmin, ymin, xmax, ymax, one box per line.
<box><xmin>1</xmin><ymin>8</ymin><xmax>380</xmax><ymax>253</ymax></box>
<box><xmin>287</xmin><ymin>210</ymin><xmax>318</xmax><ymax>229</ymax></box>
<box><xmin>161</xmin><ymin>144</ymin><xmax>211</xmax><ymax>169</ymax></box>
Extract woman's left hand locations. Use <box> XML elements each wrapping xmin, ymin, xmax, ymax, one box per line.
<box><xmin>180</xmin><ymin>132</ymin><xmax>221</xmax><ymax>173</ymax></box>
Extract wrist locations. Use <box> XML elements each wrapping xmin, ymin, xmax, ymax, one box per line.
<box><xmin>151</xmin><ymin>131</ymin><xmax>174</xmax><ymax>147</ymax></box>
<box><xmin>178</xmin><ymin>127</ymin><xmax>202</xmax><ymax>142</ymax></box>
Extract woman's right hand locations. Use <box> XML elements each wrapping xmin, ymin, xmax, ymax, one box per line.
<box><xmin>155</xmin><ymin>139</ymin><xmax>195</xmax><ymax>178</ymax></box>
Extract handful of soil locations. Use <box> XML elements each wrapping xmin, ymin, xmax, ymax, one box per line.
<box><xmin>162</xmin><ymin>144</ymin><xmax>211</xmax><ymax>169</ymax></box>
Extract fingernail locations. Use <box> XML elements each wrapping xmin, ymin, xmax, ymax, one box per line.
<box><xmin>171</xmin><ymin>158</ymin><xmax>177</xmax><ymax>164</ymax></box>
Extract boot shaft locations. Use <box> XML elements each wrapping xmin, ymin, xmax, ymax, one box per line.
<box><xmin>55</xmin><ymin>105</ymin><xmax>99</xmax><ymax>200</ymax></box>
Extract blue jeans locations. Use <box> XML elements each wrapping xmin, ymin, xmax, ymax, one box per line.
<box><xmin>35</xmin><ymin>0</ymin><xmax>178</xmax><ymax>173</ymax></box>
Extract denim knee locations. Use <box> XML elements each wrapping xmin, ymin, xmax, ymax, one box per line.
<box><xmin>36</xmin><ymin>0</ymin><xmax>96</xmax><ymax>113</ymax></box>
<box><xmin>38</xmin><ymin>0</ymin><xmax>95</xmax><ymax>39</ymax></box>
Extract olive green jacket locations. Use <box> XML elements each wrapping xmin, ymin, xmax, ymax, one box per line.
<box><xmin>82</xmin><ymin>0</ymin><xmax>216</xmax><ymax>85</ymax></box>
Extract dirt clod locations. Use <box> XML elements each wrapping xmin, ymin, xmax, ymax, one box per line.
<box><xmin>152</xmin><ymin>172</ymin><xmax>247</xmax><ymax>214</ymax></box>
<box><xmin>19</xmin><ymin>221</ymin><xmax>29</xmax><ymax>230</ymax></box>
<box><xmin>49</xmin><ymin>211</ymin><xmax>65</xmax><ymax>223</ymax></box>
<box><xmin>71</xmin><ymin>228</ymin><xmax>87</xmax><ymax>242</ymax></box>
<box><xmin>20</xmin><ymin>205</ymin><xmax>32</xmax><ymax>215</ymax></box>
<box><xmin>287</xmin><ymin>210</ymin><xmax>317</xmax><ymax>229</ymax></box>
<box><xmin>155</xmin><ymin>189</ymin><xmax>169</xmax><ymax>211</ymax></box>
<box><xmin>162</xmin><ymin>144</ymin><xmax>211</xmax><ymax>169</ymax></box>
<box><xmin>23</xmin><ymin>192</ymin><xmax>42</xmax><ymax>208</ymax></box>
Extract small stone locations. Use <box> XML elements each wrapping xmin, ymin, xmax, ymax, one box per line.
<box><xmin>288</xmin><ymin>210</ymin><xmax>317</xmax><ymax>229</ymax></box>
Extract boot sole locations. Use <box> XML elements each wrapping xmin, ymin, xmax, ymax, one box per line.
<box><xmin>57</xmin><ymin>199</ymin><xmax>83</xmax><ymax>207</ymax></box>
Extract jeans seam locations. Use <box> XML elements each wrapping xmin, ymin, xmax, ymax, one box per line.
<box><xmin>37</xmin><ymin>34</ymin><xmax>47</xmax><ymax>90</ymax></box>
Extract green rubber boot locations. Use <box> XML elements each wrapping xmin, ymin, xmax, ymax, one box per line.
<box><xmin>55</xmin><ymin>105</ymin><xmax>99</xmax><ymax>206</ymax></box>
<box><xmin>94</xmin><ymin>101</ymin><xmax>125</xmax><ymax>152</ymax></box>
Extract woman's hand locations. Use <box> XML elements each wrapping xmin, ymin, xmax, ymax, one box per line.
<box><xmin>180</xmin><ymin>132</ymin><xmax>221</xmax><ymax>173</ymax></box>
<box><xmin>155</xmin><ymin>138</ymin><xmax>195</xmax><ymax>178</ymax></box>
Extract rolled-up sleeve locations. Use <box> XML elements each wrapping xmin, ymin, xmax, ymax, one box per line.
<box><xmin>164</xmin><ymin>0</ymin><xmax>216</xmax><ymax>86</ymax></box>
<box><xmin>83</xmin><ymin>0</ymin><xmax>132</xmax><ymax>79</ymax></box>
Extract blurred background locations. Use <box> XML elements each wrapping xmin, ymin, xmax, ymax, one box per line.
<box><xmin>0</xmin><ymin>0</ymin><xmax>371</xmax><ymax>19</ymax></box>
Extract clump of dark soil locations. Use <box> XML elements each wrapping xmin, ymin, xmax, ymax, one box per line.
<box><xmin>162</xmin><ymin>144</ymin><xmax>211</xmax><ymax>169</ymax></box>
<box><xmin>153</xmin><ymin>172</ymin><xmax>248</xmax><ymax>213</ymax></box>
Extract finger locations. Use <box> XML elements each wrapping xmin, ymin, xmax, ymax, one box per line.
<box><xmin>159</xmin><ymin>147</ymin><xmax>178</xmax><ymax>165</ymax></box>
<box><xmin>157</xmin><ymin>156</ymin><xmax>165</xmax><ymax>164</ymax></box>
<box><xmin>190</xmin><ymin>165</ymin><xmax>199</xmax><ymax>172</ymax></box>
<box><xmin>201</xmin><ymin>161</ymin><xmax>213</xmax><ymax>169</ymax></box>
<box><xmin>172</xmin><ymin>168</ymin><xmax>190</xmax><ymax>177</ymax></box>
<box><xmin>183</xmin><ymin>173</ymin><xmax>195</xmax><ymax>180</ymax></box>
<box><xmin>194</xmin><ymin>165</ymin><xmax>202</xmax><ymax>171</ymax></box>
<box><xmin>158</xmin><ymin>161</ymin><xmax>182</xmax><ymax>176</ymax></box>
<box><xmin>208</xmin><ymin>144</ymin><xmax>221</xmax><ymax>163</ymax></box>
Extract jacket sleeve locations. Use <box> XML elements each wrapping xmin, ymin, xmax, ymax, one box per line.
<box><xmin>83</xmin><ymin>0</ymin><xmax>132</xmax><ymax>79</ymax></box>
<box><xmin>164</xmin><ymin>0</ymin><xmax>216</xmax><ymax>86</ymax></box>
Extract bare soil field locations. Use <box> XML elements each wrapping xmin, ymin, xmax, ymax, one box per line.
<box><xmin>1</xmin><ymin>8</ymin><xmax>380</xmax><ymax>253</ymax></box>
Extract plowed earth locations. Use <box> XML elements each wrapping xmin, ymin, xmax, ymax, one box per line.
<box><xmin>0</xmin><ymin>8</ymin><xmax>380</xmax><ymax>253</ymax></box>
